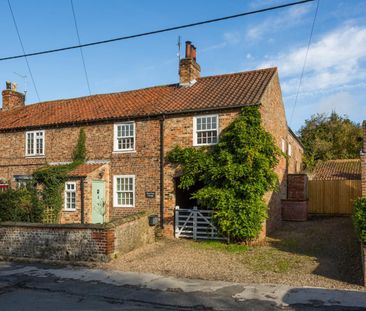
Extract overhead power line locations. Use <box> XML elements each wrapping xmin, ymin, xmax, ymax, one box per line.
<box><xmin>0</xmin><ymin>0</ymin><xmax>314</xmax><ymax>62</ymax></box>
<box><xmin>289</xmin><ymin>0</ymin><xmax>320</xmax><ymax>126</ymax></box>
<box><xmin>7</xmin><ymin>0</ymin><xmax>41</xmax><ymax>101</ymax></box>
<box><xmin>70</xmin><ymin>0</ymin><xmax>91</xmax><ymax>95</ymax></box>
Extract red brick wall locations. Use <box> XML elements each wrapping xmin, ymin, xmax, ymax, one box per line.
<box><xmin>282</xmin><ymin>200</ymin><xmax>308</xmax><ymax>221</ymax></box>
<box><xmin>287</xmin><ymin>174</ymin><xmax>308</xmax><ymax>200</ymax></box>
<box><xmin>0</xmin><ymin>121</ymin><xmax>161</xmax><ymax>223</ymax></box>
<box><xmin>111</xmin><ymin>120</ymin><xmax>160</xmax><ymax>219</ymax></box>
<box><xmin>259</xmin><ymin>72</ymin><xmax>288</xmax><ymax>234</ymax></box>
<box><xmin>60</xmin><ymin>164</ymin><xmax>110</xmax><ymax>224</ymax></box>
<box><xmin>287</xmin><ymin>132</ymin><xmax>304</xmax><ymax>174</ymax></box>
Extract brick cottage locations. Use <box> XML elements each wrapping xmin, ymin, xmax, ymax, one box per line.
<box><xmin>0</xmin><ymin>41</ymin><xmax>303</xmax><ymax>236</ymax></box>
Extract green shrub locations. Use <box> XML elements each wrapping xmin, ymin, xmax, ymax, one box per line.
<box><xmin>0</xmin><ymin>186</ymin><xmax>43</xmax><ymax>223</ymax></box>
<box><xmin>353</xmin><ymin>197</ymin><xmax>366</xmax><ymax>243</ymax></box>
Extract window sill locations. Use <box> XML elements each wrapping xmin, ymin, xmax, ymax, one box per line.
<box><xmin>25</xmin><ymin>155</ymin><xmax>46</xmax><ymax>159</ymax></box>
<box><xmin>64</xmin><ymin>209</ymin><xmax>77</xmax><ymax>212</ymax></box>
<box><xmin>112</xmin><ymin>150</ymin><xmax>136</xmax><ymax>154</ymax></box>
<box><xmin>193</xmin><ymin>143</ymin><xmax>218</xmax><ymax>147</ymax></box>
<box><xmin>114</xmin><ymin>205</ymin><xmax>135</xmax><ymax>208</ymax></box>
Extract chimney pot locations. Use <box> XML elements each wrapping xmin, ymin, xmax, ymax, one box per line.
<box><xmin>2</xmin><ymin>81</ymin><xmax>25</xmax><ymax>111</ymax></box>
<box><xmin>179</xmin><ymin>41</ymin><xmax>200</xmax><ymax>86</ymax></box>
<box><xmin>185</xmin><ymin>41</ymin><xmax>192</xmax><ymax>58</ymax></box>
<box><xmin>191</xmin><ymin>46</ymin><xmax>197</xmax><ymax>61</ymax></box>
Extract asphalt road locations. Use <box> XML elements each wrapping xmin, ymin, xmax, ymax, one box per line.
<box><xmin>0</xmin><ymin>262</ymin><xmax>366</xmax><ymax>310</ymax></box>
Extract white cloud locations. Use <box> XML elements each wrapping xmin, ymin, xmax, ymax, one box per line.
<box><xmin>317</xmin><ymin>91</ymin><xmax>359</xmax><ymax>116</ymax></box>
<box><xmin>259</xmin><ymin>24</ymin><xmax>366</xmax><ymax>96</ymax></box>
<box><xmin>202</xmin><ymin>5</ymin><xmax>312</xmax><ymax>54</ymax></box>
<box><xmin>245</xmin><ymin>5</ymin><xmax>311</xmax><ymax>41</ymax></box>
<box><xmin>223</xmin><ymin>32</ymin><xmax>241</xmax><ymax>45</ymax></box>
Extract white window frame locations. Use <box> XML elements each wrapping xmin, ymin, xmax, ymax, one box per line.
<box><xmin>113</xmin><ymin>175</ymin><xmax>135</xmax><ymax>207</ymax></box>
<box><xmin>25</xmin><ymin>130</ymin><xmax>45</xmax><ymax>157</ymax></box>
<box><xmin>193</xmin><ymin>114</ymin><xmax>219</xmax><ymax>146</ymax></box>
<box><xmin>281</xmin><ymin>138</ymin><xmax>286</xmax><ymax>153</ymax></box>
<box><xmin>288</xmin><ymin>143</ymin><xmax>292</xmax><ymax>157</ymax></box>
<box><xmin>113</xmin><ymin>122</ymin><xmax>136</xmax><ymax>152</ymax></box>
<box><xmin>64</xmin><ymin>182</ymin><xmax>77</xmax><ymax>211</ymax></box>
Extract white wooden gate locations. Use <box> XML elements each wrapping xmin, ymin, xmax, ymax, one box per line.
<box><xmin>174</xmin><ymin>206</ymin><xmax>227</xmax><ymax>241</ymax></box>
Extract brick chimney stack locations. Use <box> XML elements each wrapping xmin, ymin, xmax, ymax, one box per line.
<box><xmin>179</xmin><ymin>41</ymin><xmax>201</xmax><ymax>86</ymax></box>
<box><xmin>1</xmin><ymin>81</ymin><xmax>25</xmax><ymax>111</ymax></box>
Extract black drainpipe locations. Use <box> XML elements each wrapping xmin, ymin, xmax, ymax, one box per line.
<box><xmin>80</xmin><ymin>177</ymin><xmax>85</xmax><ymax>224</ymax></box>
<box><xmin>159</xmin><ymin>115</ymin><xmax>165</xmax><ymax>229</ymax></box>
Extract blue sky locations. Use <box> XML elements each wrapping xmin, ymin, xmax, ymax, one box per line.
<box><xmin>0</xmin><ymin>0</ymin><xmax>365</xmax><ymax>131</ymax></box>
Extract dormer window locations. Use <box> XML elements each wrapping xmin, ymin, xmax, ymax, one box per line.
<box><xmin>26</xmin><ymin>130</ymin><xmax>45</xmax><ymax>157</ymax></box>
<box><xmin>114</xmin><ymin>122</ymin><xmax>135</xmax><ymax>152</ymax></box>
<box><xmin>193</xmin><ymin>115</ymin><xmax>219</xmax><ymax>146</ymax></box>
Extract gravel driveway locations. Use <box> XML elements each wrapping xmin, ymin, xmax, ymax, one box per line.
<box><xmin>101</xmin><ymin>217</ymin><xmax>364</xmax><ymax>291</ymax></box>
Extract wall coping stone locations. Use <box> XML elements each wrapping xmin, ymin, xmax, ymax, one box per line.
<box><xmin>287</xmin><ymin>173</ymin><xmax>308</xmax><ymax>176</ymax></box>
<box><xmin>0</xmin><ymin>212</ymin><xmax>149</xmax><ymax>230</ymax></box>
<box><xmin>104</xmin><ymin>211</ymin><xmax>149</xmax><ymax>228</ymax></box>
<box><xmin>281</xmin><ymin>199</ymin><xmax>309</xmax><ymax>202</ymax></box>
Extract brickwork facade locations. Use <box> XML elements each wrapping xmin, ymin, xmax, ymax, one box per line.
<box><xmin>0</xmin><ymin>121</ymin><xmax>161</xmax><ymax>224</ymax></box>
<box><xmin>288</xmin><ymin>131</ymin><xmax>304</xmax><ymax>174</ymax></box>
<box><xmin>60</xmin><ymin>164</ymin><xmax>110</xmax><ymax>224</ymax></box>
<box><xmin>0</xmin><ymin>71</ymin><xmax>303</xmax><ymax>238</ymax></box>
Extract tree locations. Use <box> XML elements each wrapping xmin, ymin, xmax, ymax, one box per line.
<box><xmin>299</xmin><ymin>112</ymin><xmax>362</xmax><ymax>170</ymax></box>
<box><xmin>167</xmin><ymin>106</ymin><xmax>281</xmax><ymax>241</ymax></box>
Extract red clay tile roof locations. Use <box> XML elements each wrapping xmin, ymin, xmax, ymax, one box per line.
<box><xmin>68</xmin><ymin>163</ymin><xmax>105</xmax><ymax>177</ymax></box>
<box><xmin>0</xmin><ymin>68</ymin><xmax>276</xmax><ymax>131</ymax></box>
<box><xmin>312</xmin><ymin>159</ymin><xmax>361</xmax><ymax>180</ymax></box>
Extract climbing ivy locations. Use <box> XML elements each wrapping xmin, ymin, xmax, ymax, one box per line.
<box><xmin>72</xmin><ymin>128</ymin><xmax>87</xmax><ymax>164</ymax></box>
<box><xmin>33</xmin><ymin>128</ymin><xmax>87</xmax><ymax>223</ymax></box>
<box><xmin>353</xmin><ymin>197</ymin><xmax>366</xmax><ymax>243</ymax></box>
<box><xmin>167</xmin><ymin>106</ymin><xmax>282</xmax><ymax>241</ymax></box>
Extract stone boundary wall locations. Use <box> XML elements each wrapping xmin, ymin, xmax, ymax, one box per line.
<box><xmin>0</xmin><ymin>213</ymin><xmax>155</xmax><ymax>262</ymax></box>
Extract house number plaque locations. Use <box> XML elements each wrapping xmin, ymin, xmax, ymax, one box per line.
<box><xmin>145</xmin><ymin>192</ymin><xmax>155</xmax><ymax>198</ymax></box>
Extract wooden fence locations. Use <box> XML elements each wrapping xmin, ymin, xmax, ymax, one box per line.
<box><xmin>308</xmin><ymin>179</ymin><xmax>361</xmax><ymax>215</ymax></box>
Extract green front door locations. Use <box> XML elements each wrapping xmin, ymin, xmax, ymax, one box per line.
<box><xmin>92</xmin><ymin>180</ymin><xmax>105</xmax><ymax>224</ymax></box>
